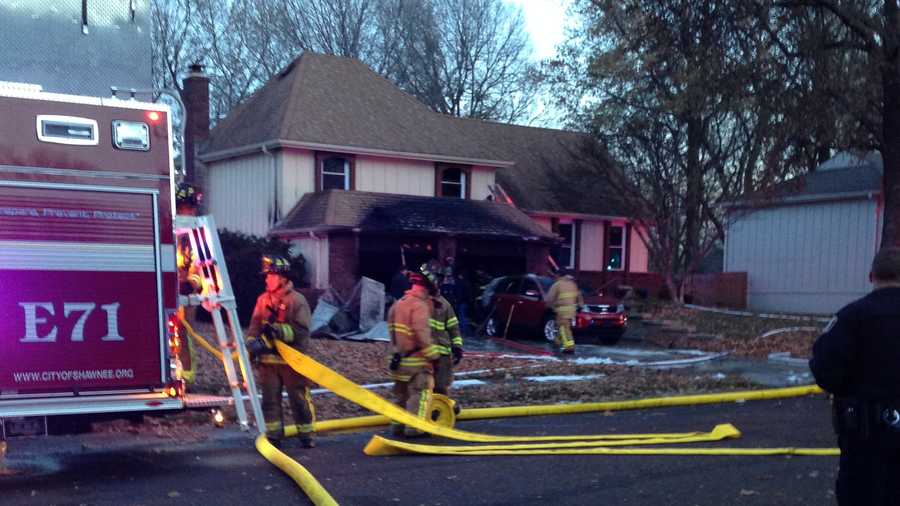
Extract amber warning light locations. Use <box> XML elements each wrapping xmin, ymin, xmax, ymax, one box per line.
<box><xmin>146</xmin><ymin>110</ymin><xmax>162</xmax><ymax>124</ymax></box>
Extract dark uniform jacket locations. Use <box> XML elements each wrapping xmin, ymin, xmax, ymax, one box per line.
<box><xmin>810</xmin><ymin>286</ymin><xmax>900</xmax><ymax>401</ymax></box>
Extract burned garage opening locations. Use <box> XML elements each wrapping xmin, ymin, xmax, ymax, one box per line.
<box><xmin>271</xmin><ymin>190</ymin><xmax>557</xmax><ymax>300</ymax></box>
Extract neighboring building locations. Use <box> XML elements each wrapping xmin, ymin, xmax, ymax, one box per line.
<box><xmin>724</xmin><ymin>151</ymin><xmax>882</xmax><ymax>314</ymax></box>
<box><xmin>196</xmin><ymin>52</ymin><xmax>649</xmax><ymax>296</ymax></box>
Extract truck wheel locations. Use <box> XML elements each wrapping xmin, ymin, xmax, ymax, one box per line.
<box><xmin>543</xmin><ymin>315</ymin><xmax>558</xmax><ymax>343</ymax></box>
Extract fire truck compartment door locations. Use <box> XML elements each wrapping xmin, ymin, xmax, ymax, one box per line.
<box><xmin>0</xmin><ymin>183</ymin><xmax>166</xmax><ymax>395</ymax></box>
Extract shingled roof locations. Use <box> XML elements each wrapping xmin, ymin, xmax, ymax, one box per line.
<box><xmin>202</xmin><ymin>53</ymin><xmax>509</xmax><ymax>164</ymax></box>
<box><xmin>471</xmin><ymin>121</ymin><xmax>629</xmax><ymax>216</ymax></box>
<box><xmin>730</xmin><ymin>151</ymin><xmax>882</xmax><ymax>206</ymax></box>
<box><xmin>270</xmin><ymin>190</ymin><xmax>556</xmax><ymax>241</ymax></box>
<box><xmin>203</xmin><ymin>52</ymin><xmax>628</xmax><ymax>217</ymax></box>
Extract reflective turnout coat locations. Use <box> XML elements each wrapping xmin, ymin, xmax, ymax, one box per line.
<box><xmin>387</xmin><ymin>289</ymin><xmax>441</xmax><ymax>381</ymax></box>
<box><xmin>545</xmin><ymin>276</ymin><xmax>583</xmax><ymax>319</ymax></box>
<box><xmin>430</xmin><ymin>295</ymin><xmax>463</xmax><ymax>355</ymax></box>
<box><xmin>246</xmin><ymin>280</ymin><xmax>311</xmax><ymax>364</ymax></box>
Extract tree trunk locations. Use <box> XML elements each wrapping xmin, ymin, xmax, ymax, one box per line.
<box><xmin>881</xmin><ymin>3</ymin><xmax>900</xmax><ymax>248</ymax></box>
<box><xmin>684</xmin><ymin>114</ymin><xmax>703</xmax><ymax>268</ymax></box>
<box><xmin>665</xmin><ymin>274</ymin><xmax>684</xmax><ymax>305</ymax></box>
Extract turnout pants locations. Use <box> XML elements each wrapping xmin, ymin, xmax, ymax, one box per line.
<box><xmin>433</xmin><ymin>355</ymin><xmax>454</xmax><ymax>395</ymax></box>
<box><xmin>259</xmin><ymin>363</ymin><xmax>316</xmax><ymax>443</ymax></box>
<box><xmin>392</xmin><ymin>370</ymin><xmax>435</xmax><ymax>436</ymax></box>
<box><xmin>555</xmin><ymin>310</ymin><xmax>575</xmax><ymax>351</ymax></box>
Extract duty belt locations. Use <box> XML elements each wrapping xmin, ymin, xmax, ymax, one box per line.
<box><xmin>834</xmin><ymin>397</ymin><xmax>900</xmax><ymax>438</ymax></box>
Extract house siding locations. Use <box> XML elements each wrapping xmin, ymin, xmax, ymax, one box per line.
<box><xmin>356</xmin><ymin>156</ymin><xmax>434</xmax><ymax>196</ymax></box>
<box><xmin>579</xmin><ymin>221</ymin><xmax>605</xmax><ymax>271</ymax></box>
<box><xmin>279</xmin><ymin>149</ymin><xmax>315</xmax><ymax>218</ymax></box>
<box><xmin>206</xmin><ymin>153</ymin><xmax>275</xmax><ymax>236</ymax></box>
<box><xmin>291</xmin><ymin>235</ymin><xmax>329</xmax><ymax>289</ymax></box>
<box><xmin>470</xmin><ymin>166</ymin><xmax>496</xmax><ymax>201</ymax></box>
<box><xmin>725</xmin><ymin>198</ymin><xmax>877</xmax><ymax>314</ymax></box>
<box><xmin>629</xmin><ymin>225</ymin><xmax>649</xmax><ymax>273</ymax></box>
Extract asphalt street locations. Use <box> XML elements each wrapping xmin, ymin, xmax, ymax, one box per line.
<box><xmin>1</xmin><ymin>394</ymin><xmax>839</xmax><ymax>506</ymax></box>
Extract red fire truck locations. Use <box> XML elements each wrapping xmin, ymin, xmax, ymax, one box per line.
<box><xmin>0</xmin><ymin>82</ymin><xmax>203</xmax><ymax>429</ymax></box>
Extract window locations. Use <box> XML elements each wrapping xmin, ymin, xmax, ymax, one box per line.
<box><xmin>519</xmin><ymin>279</ymin><xmax>540</xmax><ymax>298</ymax></box>
<box><xmin>496</xmin><ymin>277</ymin><xmax>520</xmax><ymax>294</ymax></box>
<box><xmin>606</xmin><ymin>225</ymin><xmax>626</xmax><ymax>271</ymax></box>
<box><xmin>441</xmin><ymin>168</ymin><xmax>466</xmax><ymax>198</ymax></box>
<box><xmin>552</xmin><ymin>222</ymin><xmax>575</xmax><ymax>269</ymax></box>
<box><xmin>321</xmin><ymin>157</ymin><xmax>350</xmax><ymax>190</ymax></box>
<box><xmin>436</xmin><ymin>165</ymin><xmax>470</xmax><ymax>198</ymax></box>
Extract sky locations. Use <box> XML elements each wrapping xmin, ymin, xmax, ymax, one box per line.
<box><xmin>506</xmin><ymin>0</ymin><xmax>573</xmax><ymax>60</ymax></box>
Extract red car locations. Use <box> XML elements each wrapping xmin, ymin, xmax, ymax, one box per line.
<box><xmin>482</xmin><ymin>275</ymin><xmax>628</xmax><ymax>345</ymax></box>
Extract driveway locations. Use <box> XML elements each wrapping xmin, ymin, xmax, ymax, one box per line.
<box><xmin>2</xmin><ymin>395</ymin><xmax>837</xmax><ymax>506</ymax></box>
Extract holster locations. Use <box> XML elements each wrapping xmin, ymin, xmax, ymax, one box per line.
<box><xmin>832</xmin><ymin>397</ymin><xmax>869</xmax><ymax>440</ymax></box>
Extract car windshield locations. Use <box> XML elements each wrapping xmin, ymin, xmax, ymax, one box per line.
<box><xmin>537</xmin><ymin>277</ymin><xmax>554</xmax><ymax>292</ymax></box>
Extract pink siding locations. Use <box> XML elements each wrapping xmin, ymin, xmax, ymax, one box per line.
<box><xmin>579</xmin><ymin>221</ymin><xmax>605</xmax><ymax>271</ymax></box>
<box><xmin>629</xmin><ymin>225</ymin><xmax>650</xmax><ymax>273</ymax></box>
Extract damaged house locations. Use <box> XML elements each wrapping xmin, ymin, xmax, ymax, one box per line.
<box><xmin>191</xmin><ymin>53</ymin><xmax>651</xmax><ymax>297</ymax></box>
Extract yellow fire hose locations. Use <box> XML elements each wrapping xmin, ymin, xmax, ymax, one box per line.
<box><xmin>365</xmin><ymin>436</ymin><xmax>840</xmax><ymax>457</ymax></box>
<box><xmin>180</xmin><ymin>324</ymin><xmax>837</xmax><ymax>504</ymax></box>
<box><xmin>275</xmin><ymin>341</ymin><xmax>743</xmax><ymax>444</ymax></box>
<box><xmin>255</xmin><ymin>434</ymin><xmax>338</xmax><ymax>506</ymax></box>
<box><xmin>178</xmin><ymin>314</ymin><xmax>239</xmax><ymax>362</ymax></box>
<box><xmin>364</xmin><ymin>423</ymin><xmax>744</xmax><ymax>456</ymax></box>
<box><xmin>296</xmin><ymin>384</ymin><xmax>827</xmax><ymax>434</ymax></box>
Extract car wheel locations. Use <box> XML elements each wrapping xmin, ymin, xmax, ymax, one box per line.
<box><xmin>485</xmin><ymin>315</ymin><xmax>499</xmax><ymax>337</ymax></box>
<box><xmin>543</xmin><ymin>316</ymin><xmax>558</xmax><ymax>343</ymax></box>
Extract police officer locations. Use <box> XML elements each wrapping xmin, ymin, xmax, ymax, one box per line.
<box><xmin>246</xmin><ymin>254</ymin><xmax>316</xmax><ymax>449</ymax></box>
<box><xmin>810</xmin><ymin>247</ymin><xmax>900</xmax><ymax>505</ymax></box>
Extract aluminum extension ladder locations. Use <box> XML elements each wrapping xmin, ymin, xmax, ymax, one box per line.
<box><xmin>174</xmin><ymin>215</ymin><xmax>265</xmax><ymax>433</ymax></box>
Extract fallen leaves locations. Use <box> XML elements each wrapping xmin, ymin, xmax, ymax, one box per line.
<box><xmin>641</xmin><ymin>304</ymin><xmax>821</xmax><ymax>359</ymax></box>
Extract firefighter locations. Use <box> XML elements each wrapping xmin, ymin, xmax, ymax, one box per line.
<box><xmin>387</xmin><ymin>269</ymin><xmax>441</xmax><ymax>437</ymax></box>
<box><xmin>545</xmin><ymin>268</ymin><xmax>583</xmax><ymax>354</ymax></box>
<box><xmin>420</xmin><ymin>263</ymin><xmax>464</xmax><ymax>398</ymax></box>
<box><xmin>173</xmin><ymin>181</ymin><xmax>202</xmax><ymax>385</ymax></box>
<box><xmin>246</xmin><ymin>254</ymin><xmax>316</xmax><ymax>449</ymax></box>
<box><xmin>810</xmin><ymin>247</ymin><xmax>900</xmax><ymax>504</ymax></box>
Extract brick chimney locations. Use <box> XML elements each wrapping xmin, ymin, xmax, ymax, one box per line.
<box><xmin>182</xmin><ymin>63</ymin><xmax>209</xmax><ymax>184</ymax></box>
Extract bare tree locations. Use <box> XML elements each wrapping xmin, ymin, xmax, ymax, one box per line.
<box><xmin>763</xmin><ymin>1</ymin><xmax>898</xmax><ymax>247</ymax></box>
<box><xmin>190</xmin><ymin>0</ymin><xmax>286</xmax><ymax>120</ymax></box>
<box><xmin>151</xmin><ymin>0</ymin><xmax>542</xmax><ymax>125</ymax></box>
<box><xmin>379</xmin><ymin>0</ymin><xmax>540</xmax><ymax>122</ymax></box>
<box><xmin>272</xmin><ymin>0</ymin><xmax>378</xmax><ymax>62</ymax></box>
<box><xmin>550</xmin><ymin>0</ymin><xmax>801</xmax><ymax>301</ymax></box>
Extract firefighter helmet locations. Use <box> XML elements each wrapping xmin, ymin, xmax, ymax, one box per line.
<box><xmin>419</xmin><ymin>263</ymin><xmax>441</xmax><ymax>287</ymax></box>
<box><xmin>261</xmin><ymin>254</ymin><xmax>291</xmax><ymax>276</ymax></box>
<box><xmin>175</xmin><ymin>182</ymin><xmax>202</xmax><ymax>207</ymax></box>
<box><xmin>407</xmin><ymin>272</ymin><xmax>427</xmax><ymax>287</ymax></box>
